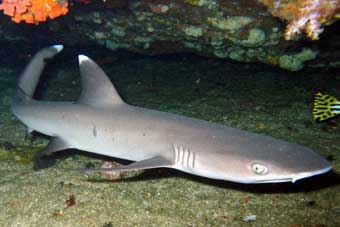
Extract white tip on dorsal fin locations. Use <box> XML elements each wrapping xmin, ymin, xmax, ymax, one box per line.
<box><xmin>78</xmin><ymin>55</ymin><xmax>89</xmax><ymax>64</ymax></box>
<box><xmin>77</xmin><ymin>55</ymin><xmax>124</xmax><ymax>107</ymax></box>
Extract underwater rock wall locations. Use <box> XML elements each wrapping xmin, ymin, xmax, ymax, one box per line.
<box><xmin>71</xmin><ymin>0</ymin><xmax>316</xmax><ymax>71</ymax></box>
<box><xmin>0</xmin><ymin>0</ymin><xmax>339</xmax><ymax>71</ymax></box>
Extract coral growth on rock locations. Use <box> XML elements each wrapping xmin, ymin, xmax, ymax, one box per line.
<box><xmin>0</xmin><ymin>0</ymin><xmax>339</xmax><ymax>70</ymax></box>
<box><xmin>260</xmin><ymin>0</ymin><xmax>340</xmax><ymax>40</ymax></box>
<box><xmin>0</xmin><ymin>0</ymin><xmax>69</xmax><ymax>24</ymax></box>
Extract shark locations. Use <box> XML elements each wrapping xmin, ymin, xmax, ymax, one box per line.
<box><xmin>11</xmin><ymin>45</ymin><xmax>332</xmax><ymax>184</ymax></box>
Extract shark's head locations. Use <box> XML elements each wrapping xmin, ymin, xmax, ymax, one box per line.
<box><xmin>238</xmin><ymin>145</ymin><xmax>332</xmax><ymax>184</ymax></box>
<box><xmin>195</xmin><ymin>135</ymin><xmax>332</xmax><ymax>184</ymax></box>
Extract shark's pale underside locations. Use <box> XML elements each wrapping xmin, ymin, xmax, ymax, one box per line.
<box><xmin>12</xmin><ymin>45</ymin><xmax>332</xmax><ymax>184</ymax></box>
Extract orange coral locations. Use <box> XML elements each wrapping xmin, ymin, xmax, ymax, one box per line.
<box><xmin>0</xmin><ymin>0</ymin><xmax>69</xmax><ymax>24</ymax></box>
<box><xmin>260</xmin><ymin>0</ymin><xmax>340</xmax><ymax>40</ymax></box>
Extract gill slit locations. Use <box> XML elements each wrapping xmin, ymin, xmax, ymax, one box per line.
<box><xmin>173</xmin><ymin>144</ymin><xmax>195</xmax><ymax>169</ymax></box>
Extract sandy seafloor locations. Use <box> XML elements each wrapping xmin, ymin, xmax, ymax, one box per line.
<box><xmin>0</xmin><ymin>44</ymin><xmax>339</xmax><ymax>227</ymax></box>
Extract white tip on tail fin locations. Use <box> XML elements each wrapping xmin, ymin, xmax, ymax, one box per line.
<box><xmin>78</xmin><ymin>55</ymin><xmax>90</xmax><ymax>64</ymax></box>
<box><xmin>52</xmin><ymin>45</ymin><xmax>64</xmax><ymax>53</ymax></box>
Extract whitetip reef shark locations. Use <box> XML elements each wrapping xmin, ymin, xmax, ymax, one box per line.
<box><xmin>11</xmin><ymin>45</ymin><xmax>332</xmax><ymax>184</ymax></box>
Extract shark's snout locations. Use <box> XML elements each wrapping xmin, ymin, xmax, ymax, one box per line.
<box><xmin>291</xmin><ymin>164</ymin><xmax>332</xmax><ymax>183</ymax></box>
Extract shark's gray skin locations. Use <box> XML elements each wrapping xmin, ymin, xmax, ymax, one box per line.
<box><xmin>12</xmin><ymin>45</ymin><xmax>332</xmax><ymax>184</ymax></box>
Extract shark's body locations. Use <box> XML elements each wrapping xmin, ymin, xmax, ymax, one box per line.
<box><xmin>12</xmin><ymin>45</ymin><xmax>332</xmax><ymax>184</ymax></box>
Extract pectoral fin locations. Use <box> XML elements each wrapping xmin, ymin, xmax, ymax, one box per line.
<box><xmin>35</xmin><ymin>137</ymin><xmax>72</xmax><ymax>157</ymax></box>
<box><xmin>76</xmin><ymin>156</ymin><xmax>174</xmax><ymax>173</ymax></box>
<box><xmin>33</xmin><ymin>137</ymin><xmax>72</xmax><ymax>170</ymax></box>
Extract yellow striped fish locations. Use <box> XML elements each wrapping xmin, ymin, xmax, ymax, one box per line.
<box><xmin>313</xmin><ymin>92</ymin><xmax>340</xmax><ymax>121</ymax></box>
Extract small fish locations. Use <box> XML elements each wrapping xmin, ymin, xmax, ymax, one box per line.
<box><xmin>313</xmin><ymin>92</ymin><xmax>340</xmax><ymax>121</ymax></box>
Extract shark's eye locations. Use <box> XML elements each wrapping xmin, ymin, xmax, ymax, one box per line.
<box><xmin>251</xmin><ymin>163</ymin><xmax>268</xmax><ymax>175</ymax></box>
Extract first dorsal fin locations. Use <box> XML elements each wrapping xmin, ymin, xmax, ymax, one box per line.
<box><xmin>77</xmin><ymin>55</ymin><xmax>124</xmax><ymax>108</ymax></box>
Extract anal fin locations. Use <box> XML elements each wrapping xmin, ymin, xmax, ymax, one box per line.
<box><xmin>76</xmin><ymin>156</ymin><xmax>173</xmax><ymax>173</ymax></box>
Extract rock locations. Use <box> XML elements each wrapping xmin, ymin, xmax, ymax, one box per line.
<box><xmin>0</xmin><ymin>0</ymin><xmax>339</xmax><ymax>71</ymax></box>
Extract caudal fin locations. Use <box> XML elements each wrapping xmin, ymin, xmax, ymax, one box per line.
<box><xmin>11</xmin><ymin>45</ymin><xmax>64</xmax><ymax>134</ymax></box>
<box><xmin>313</xmin><ymin>92</ymin><xmax>340</xmax><ymax>121</ymax></box>
<box><xmin>17</xmin><ymin>45</ymin><xmax>64</xmax><ymax>98</ymax></box>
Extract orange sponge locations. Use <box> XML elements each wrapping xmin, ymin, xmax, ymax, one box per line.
<box><xmin>0</xmin><ymin>0</ymin><xmax>69</xmax><ymax>24</ymax></box>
